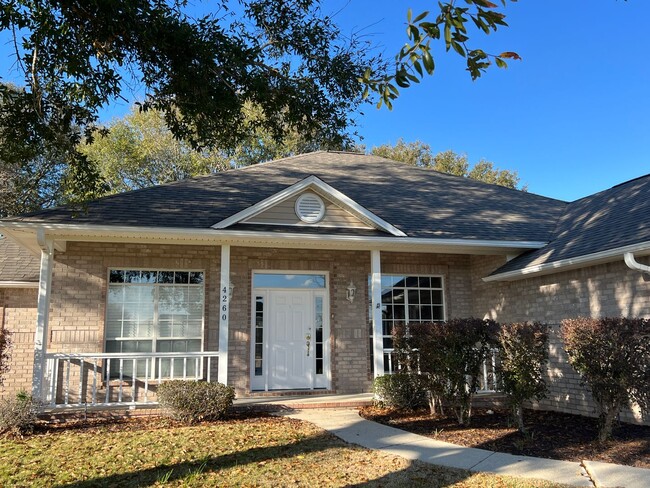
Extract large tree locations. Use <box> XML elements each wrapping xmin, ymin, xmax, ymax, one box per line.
<box><xmin>0</xmin><ymin>0</ymin><xmax>378</xmax><ymax>203</ymax></box>
<box><xmin>82</xmin><ymin>104</ymin><xmax>323</xmax><ymax>194</ymax></box>
<box><xmin>0</xmin><ymin>1</ymin><xmax>532</xmax><ymax>207</ymax></box>
<box><xmin>371</xmin><ymin>139</ymin><xmax>523</xmax><ymax>189</ymax></box>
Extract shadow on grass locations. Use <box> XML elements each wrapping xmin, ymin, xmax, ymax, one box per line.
<box><xmin>53</xmin><ymin>428</ymin><xmax>471</xmax><ymax>488</ymax></box>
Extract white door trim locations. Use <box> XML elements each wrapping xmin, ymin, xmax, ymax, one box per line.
<box><xmin>250</xmin><ymin>270</ymin><xmax>330</xmax><ymax>391</ymax></box>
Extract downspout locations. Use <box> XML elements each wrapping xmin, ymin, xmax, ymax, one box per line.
<box><xmin>623</xmin><ymin>252</ymin><xmax>650</xmax><ymax>281</ymax></box>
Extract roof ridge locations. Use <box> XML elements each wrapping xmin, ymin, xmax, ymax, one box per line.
<box><xmin>567</xmin><ymin>171</ymin><xmax>650</xmax><ymax>205</ymax></box>
<box><xmin>351</xmin><ymin>155</ymin><xmax>569</xmax><ymax>204</ymax></box>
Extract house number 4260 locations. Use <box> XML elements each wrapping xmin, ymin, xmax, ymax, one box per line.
<box><xmin>222</xmin><ymin>286</ymin><xmax>228</xmax><ymax>321</ymax></box>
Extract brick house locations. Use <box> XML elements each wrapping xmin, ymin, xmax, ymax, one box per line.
<box><xmin>0</xmin><ymin>151</ymin><xmax>648</xmax><ymax>424</ymax></box>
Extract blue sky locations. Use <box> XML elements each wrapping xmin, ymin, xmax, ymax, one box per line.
<box><xmin>2</xmin><ymin>1</ymin><xmax>648</xmax><ymax>202</ymax></box>
<box><xmin>323</xmin><ymin>0</ymin><xmax>650</xmax><ymax>202</ymax></box>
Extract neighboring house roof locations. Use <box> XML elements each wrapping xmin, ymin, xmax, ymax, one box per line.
<box><xmin>0</xmin><ymin>234</ymin><xmax>40</xmax><ymax>284</ymax></box>
<box><xmin>3</xmin><ymin>151</ymin><xmax>566</xmax><ymax>243</ymax></box>
<box><xmin>489</xmin><ymin>173</ymin><xmax>650</xmax><ymax>280</ymax></box>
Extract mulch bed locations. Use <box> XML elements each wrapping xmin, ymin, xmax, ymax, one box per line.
<box><xmin>360</xmin><ymin>406</ymin><xmax>650</xmax><ymax>469</ymax></box>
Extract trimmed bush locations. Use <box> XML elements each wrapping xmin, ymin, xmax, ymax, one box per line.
<box><xmin>157</xmin><ymin>380</ymin><xmax>235</xmax><ymax>423</ymax></box>
<box><xmin>0</xmin><ymin>391</ymin><xmax>39</xmax><ymax>437</ymax></box>
<box><xmin>497</xmin><ymin>322</ymin><xmax>549</xmax><ymax>433</ymax></box>
<box><xmin>562</xmin><ymin>317</ymin><xmax>650</xmax><ymax>442</ymax></box>
<box><xmin>393</xmin><ymin>318</ymin><xmax>499</xmax><ymax>424</ymax></box>
<box><xmin>373</xmin><ymin>373</ymin><xmax>427</xmax><ymax>410</ymax></box>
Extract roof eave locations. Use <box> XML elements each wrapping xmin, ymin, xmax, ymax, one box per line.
<box><xmin>0</xmin><ymin>281</ymin><xmax>39</xmax><ymax>288</ymax></box>
<box><xmin>484</xmin><ymin>241</ymin><xmax>650</xmax><ymax>282</ymax></box>
<box><xmin>0</xmin><ymin>221</ymin><xmax>547</xmax><ymax>256</ymax></box>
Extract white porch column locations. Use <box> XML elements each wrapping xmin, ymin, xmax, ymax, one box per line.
<box><xmin>371</xmin><ymin>249</ymin><xmax>384</xmax><ymax>377</ymax></box>
<box><xmin>32</xmin><ymin>231</ymin><xmax>53</xmax><ymax>400</ymax></box>
<box><xmin>218</xmin><ymin>244</ymin><xmax>230</xmax><ymax>384</ymax></box>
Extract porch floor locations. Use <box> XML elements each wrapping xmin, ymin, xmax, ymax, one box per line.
<box><xmin>234</xmin><ymin>393</ymin><xmax>374</xmax><ymax>410</ymax></box>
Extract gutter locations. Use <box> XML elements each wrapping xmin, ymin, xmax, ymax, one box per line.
<box><xmin>484</xmin><ymin>241</ymin><xmax>650</xmax><ymax>282</ymax></box>
<box><xmin>0</xmin><ymin>221</ymin><xmax>548</xmax><ymax>255</ymax></box>
<box><xmin>624</xmin><ymin>252</ymin><xmax>650</xmax><ymax>281</ymax></box>
<box><xmin>0</xmin><ymin>281</ymin><xmax>39</xmax><ymax>289</ymax></box>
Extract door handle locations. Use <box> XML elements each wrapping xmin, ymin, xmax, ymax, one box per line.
<box><xmin>305</xmin><ymin>328</ymin><xmax>312</xmax><ymax>357</ymax></box>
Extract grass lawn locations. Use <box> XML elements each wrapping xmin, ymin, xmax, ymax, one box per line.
<box><xmin>0</xmin><ymin>413</ymin><xmax>568</xmax><ymax>487</ymax></box>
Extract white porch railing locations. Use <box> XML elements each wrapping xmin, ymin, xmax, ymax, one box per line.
<box><xmin>42</xmin><ymin>351</ymin><xmax>220</xmax><ymax>409</ymax></box>
<box><xmin>383</xmin><ymin>348</ymin><xmax>500</xmax><ymax>394</ymax></box>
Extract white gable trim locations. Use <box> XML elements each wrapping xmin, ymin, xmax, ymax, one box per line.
<box><xmin>211</xmin><ymin>175</ymin><xmax>407</xmax><ymax>237</ymax></box>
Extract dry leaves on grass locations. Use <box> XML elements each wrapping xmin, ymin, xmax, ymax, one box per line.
<box><xmin>0</xmin><ymin>412</ymin><xmax>565</xmax><ymax>487</ymax></box>
<box><xmin>361</xmin><ymin>406</ymin><xmax>650</xmax><ymax>469</ymax></box>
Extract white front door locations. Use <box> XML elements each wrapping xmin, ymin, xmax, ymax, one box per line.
<box><xmin>267</xmin><ymin>291</ymin><xmax>313</xmax><ymax>389</ymax></box>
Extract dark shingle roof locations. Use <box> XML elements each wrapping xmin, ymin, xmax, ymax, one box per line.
<box><xmin>3</xmin><ymin>151</ymin><xmax>566</xmax><ymax>242</ymax></box>
<box><xmin>493</xmin><ymin>173</ymin><xmax>650</xmax><ymax>275</ymax></box>
<box><xmin>0</xmin><ymin>235</ymin><xmax>39</xmax><ymax>282</ymax></box>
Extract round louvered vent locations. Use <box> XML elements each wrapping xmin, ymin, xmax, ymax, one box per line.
<box><xmin>295</xmin><ymin>192</ymin><xmax>326</xmax><ymax>223</ymax></box>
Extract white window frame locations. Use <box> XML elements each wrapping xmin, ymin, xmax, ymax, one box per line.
<box><xmin>104</xmin><ymin>268</ymin><xmax>206</xmax><ymax>356</ymax></box>
<box><xmin>369</xmin><ymin>273</ymin><xmax>447</xmax><ymax>374</ymax></box>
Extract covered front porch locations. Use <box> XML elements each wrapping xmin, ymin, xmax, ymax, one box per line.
<box><xmin>12</xmin><ymin>231</ymin><xmax>524</xmax><ymax>412</ymax></box>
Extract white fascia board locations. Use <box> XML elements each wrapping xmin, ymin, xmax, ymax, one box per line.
<box><xmin>484</xmin><ymin>241</ymin><xmax>650</xmax><ymax>282</ymax></box>
<box><xmin>0</xmin><ymin>221</ymin><xmax>547</xmax><ymax>255</ymax></box>
<box><xmin>211</xmin><ymin>175</ymin><xmax>408</xmax><ymax>237</ymax></box>
<box><xmin>0</xmin><ymin>281</ymin><xmax>39</xmax><ymax>288</ymax></box>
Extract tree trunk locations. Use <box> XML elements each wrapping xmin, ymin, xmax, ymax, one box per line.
<box><xmin>598</xmin><ymin>407</ymin><xmax>618</xmax><ymax>443</ymax></box>
<box><xmin>514</xmin><ymin>404</ymin><xmax>526</xmax><ymax>433</ymax></box>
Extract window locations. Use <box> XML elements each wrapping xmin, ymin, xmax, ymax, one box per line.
<box><xmin>368</xmin><ymin>274</ymin><xmax>445</xmax><ymax>373</ymax></box>
<box><xmin>253</xmin><ymin>273</ymin><xmax>326</xmax><ymax>289</ymax></box>
<box><xmin>106</xmin><ymin>269</ymin><xmax>204</xmax><ymax>377</ymax></box>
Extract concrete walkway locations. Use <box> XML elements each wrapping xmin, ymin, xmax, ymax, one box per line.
<box><xmin>283</xmin><ymin>408</ymin><xmax>650</xmax><ymax>488</ymax></box>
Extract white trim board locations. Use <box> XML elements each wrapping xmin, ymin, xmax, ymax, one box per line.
<box><xmin>211</xmin><ymin>175</ymin><xmax>407</xmax><ymax>237</ymax></box>
<box><xmin>484</xmin><ymin>241</ymin><xmax>650</xmax><ymax>282</ymax></box>
<box><xmin>0</xmin><ymin>281</ymin><xmax>39</xmax><ymax>289</ymax></box>
<box><xmin>0</xmin><ymin>222</ymin><xmax>548</xmax><ymax>256</ymax></box>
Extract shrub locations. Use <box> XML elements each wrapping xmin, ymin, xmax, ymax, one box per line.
<box><xmin>0</xmin><ymin>391</ymin><xmax>39</xmax><ymax>437</ymax></box>
<box><xmin>394</xmin><ymin>318</ymin><xmax>499</xmax><ymax>425</ymax></box>
<box><xmin>562</xmin><ymin>317</ymin><xmax>650</xmax><ymax>442</ymax></box>
<box><xmin>157</xmin><ymin>380</ymin><xmax>235</xmax><ymax>423</ymax></box>
<box><xmin>373</xmin><ymin>373</ymin><xmax>427</xmax><ymax>410</ymax></box>
<box><xmin>497</xmin><ymin>322</ymin><xmax>549</xmax><ymax>433</ymax></box>
<box><xmin>0</xmin><ymin>328</ymin><xmax>11</xmax><ymax>386</ymax></box>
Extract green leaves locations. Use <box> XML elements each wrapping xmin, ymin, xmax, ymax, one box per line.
<box><xmin>364</xmin><ymin>1</ymin><xmax>521</xmax><ymax>109</ymax></box>
<box><xmin>1</xmin><ymin>0</ymin><xmax>378</xmax><ymax>208</ymax></box>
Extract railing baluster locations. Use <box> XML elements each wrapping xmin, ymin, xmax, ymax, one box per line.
<box><xmin>144</xmin><ymin>358</ymin><xmax>149</xmax><ymax>402</ymax></box>
<box><xmin>78</xmin><ymin>359</ymin><xmax>84</xmax><ymax>405</ymax></box>
<box><xmin>492</xmin><ymin>349</ymin><xmax>498</xmax><ymax>391</ymax></box>
<box><xmin>92</xmin><ymin>359</ymin><xmax>97</xmax><ymax>405</ymax></box>
<box><xmin>170</xmin><ymin>358</ymin><xmax>174</xmax><ymax>380</ymax></box>
<box><xmin>64</xmin><ymin>358</ymin><xmax>71</xmax><ymax>405</ymax></box>
<box><xmin>194</xmin><ymin>357</ymin><xmax>199</xmax><ymax>381</ymax></box>
<box><xmin>131</xmin><ymin>359</ymin><xmax>137</xmax><ymax>404</ymax></box>
<box><xmin>207</xmin><ymin>356</ymin><xmax>211</xmax><ymax>382</ymax></box>
<box><xmin>118</xmin><ymin>359</ymin><xmax>124</xmax><ymax>403</ymax></box>
<box><xmin>105</xmin><ymin>358</ymin><xmax>111</xmax><ymax>404</ymax></box>
<box><xmin>49</xmin><ymin>357</ymin><xmax>57</xmax><ymax>407</ymax></box>
<box><xmin>183</xmin><ymin>357</ymin><xmax>187</xmax><ymax>380</ymax></box>
<box><xmin>483</xmin><ymin>358</ymin><xmax>490</xmax><ymax>391</ymax></box>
